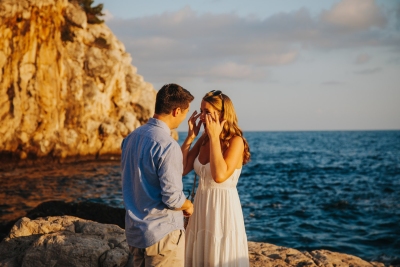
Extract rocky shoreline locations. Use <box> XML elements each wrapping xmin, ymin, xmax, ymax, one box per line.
<box><xmin>0</xmin><ymin>201</ymin><xmax>395</xmax><ymax>267</ymax></box>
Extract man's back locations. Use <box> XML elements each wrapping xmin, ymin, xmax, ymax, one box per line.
<box><xmin>121</xmin><ymin>118</ymin><xmax>185</xmax><ymax>248</ymax></box>
<box><xmin>122</xmin><ymin>83</ymin><xmax>194</xmax><ymax>267</ymax></box>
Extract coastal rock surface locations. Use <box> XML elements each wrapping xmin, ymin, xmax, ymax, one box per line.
<box><xmin>0</xmin><ymin>216</ymin><xmax>129</xmax><ymax>267</ymax></box>
<box><xmin>248</xmin><ymin>242</ymin><xmax>386</xmax><ymax>267</ymax></box>
<box><xmin>0</xmin><ymin>216</ymin><xmax>388</xmax><ymax>267</ymax></box>
<box><xmin>0</xmin><ymin>0</ymin><xmax>156</xmax><ymax>161</ymax></box>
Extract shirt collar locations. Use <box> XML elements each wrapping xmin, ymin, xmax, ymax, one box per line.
<box><xmin>147</xmin><ymin>118</ymin><xmax>171</xmax><ymax>135</ymax></box>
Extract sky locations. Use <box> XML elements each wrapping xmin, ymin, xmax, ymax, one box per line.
<box><xmin>97</xmin><ymin>0</ymin><xmax>400</xmax><ymax>131</ymax></box>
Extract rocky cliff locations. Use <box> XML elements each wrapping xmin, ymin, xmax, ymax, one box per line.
<box><xmin>0</xmin><ymin>0</ymin><xmax>156</xmax><ymax>161</ymax></box>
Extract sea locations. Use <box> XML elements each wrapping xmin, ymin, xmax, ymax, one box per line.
<box><xmin>1</xmin><ymin>130</ymin><xmax>399</xmax><ymax>265</ymax></box>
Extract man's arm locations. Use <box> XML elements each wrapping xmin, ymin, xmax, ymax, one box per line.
<box><xmin>158</xmin><ymin>143</ymin><xmax>193</xmax><ymax>216</ymax></box>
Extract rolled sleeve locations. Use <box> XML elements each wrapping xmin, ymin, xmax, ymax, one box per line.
<box><xmin>158</xmin><ymin>143</ymin><xmax>186</xmax><ymax>210</ymax></box>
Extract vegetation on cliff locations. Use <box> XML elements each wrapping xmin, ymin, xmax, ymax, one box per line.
<box><xmin>74</xmin><ymin>0</ymin><xmax>105</xmax><ymax>24</ymax></box>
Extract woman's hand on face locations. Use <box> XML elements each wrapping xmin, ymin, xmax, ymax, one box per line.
<box><xmin>205</xmin><ymin>111</ymin><xmax>226</xmax><ymax>139</ymax></box>
<box><xmin>188</xmin><ymin>110</ymin><xmax>202</xmax><ymax>139</ymax></box>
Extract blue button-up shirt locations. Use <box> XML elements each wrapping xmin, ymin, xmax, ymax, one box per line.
<box><xmin>121</xmin><ymin>118</ymin><xmax>186</xmax><ymax>248</ymax></box>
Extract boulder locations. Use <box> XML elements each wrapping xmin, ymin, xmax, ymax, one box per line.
<box><xmin>0</xmin><ymin>215</ymin><xmax>388</xmax><ymax>267</ymax></box>
<box><xmin>0</xmin><ymin>216</ymin><xmax>129</xmax><ymax>267</ymax></box>
<box><xmin>0</xmin><ymin>201</ymin><xmax>125</xmax><ymax>242</ymax></box>
<box><xmin>248</xmin><ymin>242</ymin><xmax>386</xmax><ymax>267</ymax></box>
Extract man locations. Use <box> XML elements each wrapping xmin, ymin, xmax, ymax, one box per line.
<box><xmin>121</xmin><ymin>83</ymin><xmax>194</xmax><ymax>267</ymax></box>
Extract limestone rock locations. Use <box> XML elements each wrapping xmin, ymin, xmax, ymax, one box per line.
<box><xmin>248</xmin><ymin>241</ymin><xmax>318</xmax><ymax>267</ymax></box>
<box><xmin>0</xmin><ymin>216</ymin><xmax>388</xmax><ymax>267</ymax></box>
<box><xmin>247</xmin><ymin>241</ymin><xmax>386</xmax><ymax>267</ymax></box>
<box><xmin>0</xmin><ymin>216</ymin><xmax>129</xmax><ymax>267</ymax></box>
<box><xmin>0</xmin><ymin>0</ymin><xmax>156</xmax><ymax>161</ymax></box>
<box><xmin>0</xmin><ymin>201</ymin><xmax>126</xmax><ymax>242</ymax></box>
<box><xmin>306</xmin><ymin>250</ymin><xmax>386</xmax><ymax>267</ymax></box>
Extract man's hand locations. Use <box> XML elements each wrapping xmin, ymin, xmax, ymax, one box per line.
<box><xmin>175</xmin><ymin>199</ymin><xmax>193</xmax><ymax>216</ymax></box>
<box><xmin>183</xmin><ymin>203</ymin><xmax>194</xmax><ymax>217</ymax></box>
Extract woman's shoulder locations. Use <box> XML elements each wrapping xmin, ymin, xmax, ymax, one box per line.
<box><xmin>230</xmin><ymin>135</ymin><xmax>244</xmax><ymax>141</ymax></box>
<box><xmin>228</xmin><ymin>135</ymin><xmax>244</xmax><ymax>147</ymax></box>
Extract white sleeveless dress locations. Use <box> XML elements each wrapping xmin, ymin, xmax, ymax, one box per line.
<box><xmin>185</xmin><ymin>156</ymin><xmax>249</xmax><ymax>267</ymax></box>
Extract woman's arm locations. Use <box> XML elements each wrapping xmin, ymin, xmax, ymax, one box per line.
<box><xmin>209</xmin><ymin>135</ymin><xmax>244</xmax><ymax>183</ymax></box>
<box><xmin>181</xmin><ymin>111</ymin><xmax>202</xmax><ymax>175</ymax></box>
<box><xmin>206</xmin><ymin>111</ymin><xmax>244</xmax><ymax>183</ymax></box>
<box><xmin>181</xmin><ymin>135</ymin><xmax>195</xmax><ymax>173</ymax></box>
<box><xmin>182</xmin><ymin>134</ymin><xmax>205</xmax><ymax>176</ymax></box>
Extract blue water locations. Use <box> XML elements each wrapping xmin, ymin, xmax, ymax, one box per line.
<box><xmin>179</xmin><ymin>131</ymin><xmax>400</xmax><ymax>263</ymax></box>
<box><xmin>1</xmin><ymin>130</ymin><xmax>399</xmax><ymax>264</ymax></box>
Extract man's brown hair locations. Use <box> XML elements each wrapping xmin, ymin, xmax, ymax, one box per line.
<box><xmin>155</xmin><ymin>84</ymin><xmax>194</xmax><ymax>115</ymax></box>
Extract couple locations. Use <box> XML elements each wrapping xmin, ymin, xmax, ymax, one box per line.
<box><xmin>121</xmin><ymin>83</ymin><xmax>250</xmax><ymax>267</ymax></box>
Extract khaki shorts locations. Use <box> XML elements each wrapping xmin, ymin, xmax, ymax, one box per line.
<box><xmin>128</xmin><ymin>230</ymin><xmax>185</xmax><ymax>267</ymax></box>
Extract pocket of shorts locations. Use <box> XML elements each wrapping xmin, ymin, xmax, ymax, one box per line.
<box><xmin>145</xmin><ymin>230</ymin><xmax>182</xmax><ymax>256</ymax></box>
<box><xmin>145</xmin><ymin>242</ymin><xmax>159</xmax><ymax>257</ymax></box>
<box><xmin>159</xmin><ymin>230</ymin><xmax>181</xmax><ymax>255</ymax></box>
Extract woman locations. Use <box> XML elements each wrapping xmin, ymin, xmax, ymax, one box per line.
<box><xmin>182</xmin><ymin>90</ymin><xmax>250</xmax><ymax>267</ymax></box>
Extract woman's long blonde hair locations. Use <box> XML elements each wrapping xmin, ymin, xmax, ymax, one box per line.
<box><xmin>203</xmin><ymin>91</ymin><xmax>250</xmax><ymax>165</ymax></box>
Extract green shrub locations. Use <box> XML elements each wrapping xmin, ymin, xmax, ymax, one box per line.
<box><xmin>72</xmin><ymin>0</ymin><xmax>105</xmax><ymax>24</ymax></box>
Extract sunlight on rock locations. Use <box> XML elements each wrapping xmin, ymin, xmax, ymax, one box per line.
<box><xmin>0</xmin><ymin>0</ymin><xmax>156</xmax><ymax>161</ymax></box>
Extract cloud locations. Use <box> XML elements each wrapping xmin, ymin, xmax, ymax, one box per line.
<box><xmin>354</xmin><ymin>67</ymin><xmax>382</xmax><ymax>74</ymax></box>
<box><xmin>396</xmin><ymin>2</ymin><xmax>400</xmax><ymax>30</ymax></box>
<box><xmin>387</xmin><ymin>56</ymin><xmax>400</xmax><ymax>65</ymax></box>
<box><xmin>321</xmin><ymin>0</ymin><xmax>387</xmax><ymax>31</ymax></box>
<box><xmin>322</xmin><ymin>81</ymin><xmax>345</xmax><ymax>86</ymax></box>
<box><xmin>245</xmin><ymin>51</ymin><xmax>299</xmax><ymax>65</ymax></box>
<box><xmin>397</xmin><ymin>3</ymin><xmax>400</xmax><ymax>19</ymax></box>
<box><xmin>199</xmin><ymin>62</ymin><xmax>266</xmax><ymax>82</ymax></box>
<box><xmin>105</xmin><ymin>1</ymin><xmax>395</xmax><ymax>83</ymax></box>
<box><xmin>354</xmin><ymin>53</ymin><xmax>371</xmax><ymax>64</ymax></box>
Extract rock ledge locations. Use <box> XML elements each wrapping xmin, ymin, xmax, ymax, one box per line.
<box><xmin>0</xmin><ymin>216</ymin><xmax>389</xmax><ymax>267</ymax></box>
